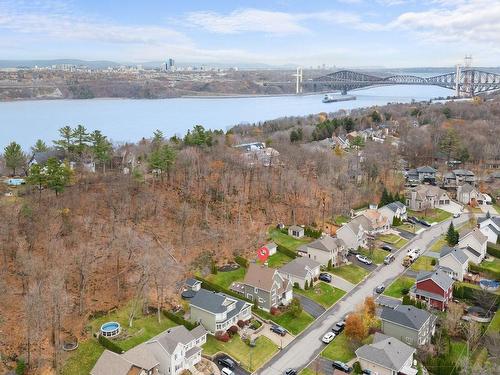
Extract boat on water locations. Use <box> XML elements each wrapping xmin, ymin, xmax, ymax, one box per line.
<box><xmin>322</xmin><ymin>94</ymin><xmax>356</xmax><ymax>103</ymax></box>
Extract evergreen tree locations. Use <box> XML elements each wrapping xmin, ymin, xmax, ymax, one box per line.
<box><xmin>90</xmin><ymin>130</ymin><xmax>112</xmax><ymax>172</ymax></box>
<box><xmin>72</xmin><ymin>125</ymin><xmax>90</xmax><ymax>157</ymax></box>
<box><xmin>53</xmin><ymin>126</ymin><xmax>74</xmax><ymax>155</ymax></box>
<box><xmin>445</xmin><ymin>222</ymin><xmax>459</xmax><ymax>246</ymax></box>
<box><xmin>3</xmin><ymin>141</ymin><xmax>25</xmax><ymax>175</ymax></box>
<box><xmin>380</xmin><ymin>188</ymin><xmax>390</xmax><ymax>206</ymax></box>
<box><xmin>26</xmin><ymin>163</ymin><xmax>47</xmax><ymax>202</ymax></box>
<box><xmin>45</xmin><ymin>157</ymin><xmax>72</xmax><ymax>196</ymax></box>
<box><xmin>149</xmin><ymin>144</ymin><xmax>176</xmax><ymax>181</ymax></box>
<box><xmin>31</xmin><ymin>139</ymin><xmax>48</xmax><ymax>153</ymax></box>
<box><xmin>152</xmin><ymin>129</ymin><xmax>164</xmax><ymax>150</ymax></box>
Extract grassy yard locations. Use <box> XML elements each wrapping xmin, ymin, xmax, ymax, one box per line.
<box><xmin>393</xmin><ymin>237</ymin><xmax>409</xmax><ymax>249</ymax></box>
<box><xmin>330</xmin><ymin>264</ymin><xmax>369</xmax><ymax>284</ymax></box>
<box><xmin>203</xmin><ymin>334</ymin><xmax>278</xmax><ymax>372</ymax></box>
<box><xmin>321</xmin><ymin>333</ymin><xmax>373</xmax><ymax>363</ymax></box>
<box><xmin>383</xmin><ymin>276</ymin><xmax>415</xmax><ymax>299</ymax></box>
<box><xmin>430</xmin><ymin>237</ymin><xmax>447</xmax><ymax>252</ymax></box>
<box><xmin>487</xmin><ymin>309</ymin><xmax>500</xmax><ymax>333</ymax></box>
<box><xmin>333</xmin><ymin>215</ymin><xmax>350</xmax><ymax>225</ymax></box>
<box><xmin>399</xmin><ymin>223</ymin><xmax>417</xmax><ymax>233</ymax></box>
<box><xmin>254</xmin><ymin>309</ymin><xmax>314</xmax><ymax>335</ymax></box>
<box><xmin>294</xmin><ymin>282</ymin><xmax>346</xmax><ymax>308</ymax></box>
<box><xmin>62</xmin><ymin>305</ymin><xmax>178</xmax><ymax>374</ymax></box>
<box><xmin>378</xmin><ymin>233</ymin><xmax>401</xmax><ymax>244</ymax></box>
<box><xmin>410</xmin><ymin>256</ymin><xmax>436</xmax><ymax>271</ymax></box>
<box><xmin>206</xmin><ymin>267</ymin><xmax>246</xmax><ymax>289</ymax></box>
<box><xmin>269</xmin><ymin>228</ymin><xmax>311</xmax><ymax>251</ymax></box>
<box><xmin>408</xmin><ymin>208</ymin><xmax>452</xmax><ymax>223</ymax></box>
<box><xmin>266</xmin><ymin>252</ymin><xmax>293</xmax><ymax>268</ymax></box>
<box><xmin>480</xmin><ymin>257</ymin><xmax>500</xmax><ymax>274</ymax></box>
<box><xmin>359</xmin><ymin>247</ymin><xmax>390</xmax><ymax>264</ymax></box>
<box><xmin>299</xmin><ymin>368</ymin><xmax>316</xmax><ymax>375</ymax></box>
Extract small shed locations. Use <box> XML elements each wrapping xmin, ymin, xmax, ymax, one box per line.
<box><xmin>288</xmin><ymin>225</ymin><xmax>304</xmax><ymax>239</ymax></box>
<box><xmin>263</xmin><ymin>241</ymin><xmax>277</xmax><ymax>256</ymax></box>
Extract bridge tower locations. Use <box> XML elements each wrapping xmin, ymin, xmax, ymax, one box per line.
<box><xmin>462</xmin><ymin>55</ymin><xmax>474</xmax><ymax>97</ymax></box>
<box><xmin>293</xmin><ymin>67</ymin><xmax>303</xmax><ymax>94</ymax></box>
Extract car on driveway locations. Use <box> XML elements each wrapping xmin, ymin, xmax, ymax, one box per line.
<box><xmin>332</xmin><ymin>361</ymin><xmax>352</xmax><ymax>373</ymax></box>
<box><xmin>218</xmin><ymin>357</ymin><xmax>236</xmax><ymax>369</ymax></box>
<box><xmin>332</xmin><ymin>321</ymin><xmax>345</xmax><ymax>334</ymax></box>
<box><xmin>322</xmin><ymin>332</ymin><xmax>335</xmax><ymax>344</ymax></box>
<box><xmin>356</xmin><ymin>254</ymin><xmax>373</xmax><ymax>265</ymax></box>
<box><xmin>348</xmin><ymin>247</ymin><xmax>360</xmax><ymax>255</ymax></box>
<box><xmin>284</xmin><ymin>369</ymin><xmax>297</xmax><ymax>375</ymax></box>
<box><xmin>453</xmin><ymin>212</ymin><xmax>461</xmax><ymax>218</ymax></box>
<box><xmin>270</xmin><ymin>325</ymin><xmax>287</xmax><ymax>336</ymax></box>
<box><xmin>418</xmin><ymin>219</ymin><xmax>431</xmax><ymax>227</ymax></box>
<box><xmin>381</xmin><ymin>244</ymin><xmax>393</xmax><ymax>252</ymax></box>
<box><xmin>375</xmin><ymin>284</ymin><xmax>385</xmax><ymax>294</ymax></box>
<box><xmin>222</xmin><ymin>368</ymin><xmax>234</xmax><ymax>375</ymax></box>
<box><xmin>319</xmin><ymin>273</ymin><xmax>332</xmax><ymax>283</ymax></box>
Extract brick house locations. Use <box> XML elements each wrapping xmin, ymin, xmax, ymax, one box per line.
<box><xmin>410</xmin><ymin>270</ymin><xmax>454</xmax><ymax>311</ymax></box>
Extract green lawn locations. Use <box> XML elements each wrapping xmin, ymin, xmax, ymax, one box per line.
<box><xmin>254</xmin><ymin>309</ymin><xmax>314</xmax><ymax>335</ymax></box>
<box><xmin>333</xmin><ymin>215</ymin><xmax>350</xmax><ymax>225</ymax></box>
<box><xmin>203</xmin><ymin>334</ymin><xmax>278</xmax><ymax>372</ymax></box>
<box><xmin>430</xmin><ymin>237</ymin><xmax>447</xmax><ymax>252</ymax></box>
<box><xmin>408</xmin><ymin>208</ymin><xmax>452</xmax><ymax>223</ymax></box>
<box><xmin>321</xmin><ymin>333</ymin><xmax>373</xmax><ymax>363</ymax></box>
<box><xmin>330</xmin><ymin>264</ymin><xmax>369</xmax><ymax>284</ymax></box>
<box><xmin>487</xmin><ymin>309</ymin><xmax>500</xmax><ymax>333</ymax></box>
<box><xmin>359</xmin><ymin>248</ymin><xmax>390</xmax><ymax>264</ymax></box>
<box><xmin>266</xmin><ymin>252</ymin><xmax>293</xmax><ymax>268</ymax></box>
<box><xmin>480</xmin><ymin>257</ymin><xmax>500</xmax><ymax>274</ymax></box>
<box><xmin>383</xmin><ymin>276</ymin><xmax>415</xmax><ymax>299</ymax></box>
<box><xmin>206</xmin><ymin>267</ymin><xmax>246</xmax><ymax>289</ymax></box>
<box><xmin>62</xmin><ymin>305</ymin><xmax>178</xmax><ymax>374</ymax></box>
<box><xmin>410</xmin><ymin>256</ymin><xmax>436</xmax><ymax>271</ymax></box>
<box><xmin>294</xmin><ymin>282</ymin><xmax>346</xmax><ymax>308</ymax></box>
<box><xmin>378</xmin><ymin>233</ymin><xmax>401</xmax><ymax>244</ymax></box>
<box><xmin>399</xmin><ymin>223</ymin><xmax>417</xmax><ymax>233</ymax></box>
<box><xmin>299</xmin><ymin>368</ymin><xmax>316</xmax><ymax>375</ymax></box>
<box><xmin>269</xmin><ymin>228</ymin><xmax>311</xmax><ymax>251</ymax></box>
<box><xmin>394</xmin><ymin>237</ymin><xmax>409</xmax><ymax>249</ymax></box>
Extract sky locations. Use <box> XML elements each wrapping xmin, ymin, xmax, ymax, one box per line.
<box><xmin>1</xmin><ymin>0</ymin><xmax>500</xmax><ymax>68</ymax></box>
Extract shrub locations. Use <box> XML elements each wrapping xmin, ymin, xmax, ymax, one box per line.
<box><xmin>289</xmin><ymin>297</ymin><xmax>302</xmax><ymax>318</ymax></box>
<box><xmin>270</xmin><ymin>307</ymin><xmax>280</xmax><ymax>316</ymax></box>
<box><xmin>431</xmin><ymin>258</ymin><xmax>437</xmax><ymax>266</ymax></box>
<box><xmin>293</xmin><ymin>282</ymin><xmax>300</xmax><ymax>289</ymax></box>
<box><xmin>228</xmin><ymin>325</ymin><xmax>239</xmax><ymax>335</ymax></box>
<box><xmin>304</xmin><ymin>227</ymin><xmax>322</xmax><ymax>239</ymax></box>
<box><xmin>487</xmin><ymin>244</ymin><xmax>500</xmax><ymax>258</ymax></box>
<box><xmin>304</xmin><ymin>280</ymin><xmax>309</xmax><ymax>290</ymax></box>
<box><xmin>402</xmin><ymin>295</ymin><xmax>411</xmax><ymax>305</ymax></box>
<box><xmin>163</xmin><ymin>310</ymin><xmax>199</xmax><ymax>330</ymax></box>
<box><xmin>352</xmin><ymin>361</ymin><xmax>362</xmax><ymax>374</ymax></box>
<box><xmin>237</xmin><ymin>320</ymin><xmax>245</xmax><ymax>328</ymax></box>
<box><xmin>276</xmin><ymin>244</ymin><xmax>297</xmax><ymax>259</ymax></box>
<box><xmin>327</xmin><ymin>259</ymin><xmax>333</xmax><ymax>271</ymax></box>
<box><xmin>98</xmin><ymin>335</ymin><xmax>123</xmax><ymax>354</ymax></box>
<box><xmin>15</xmin><ymin>358</ymin><xmax>26</xmax><ymax>375</ymax></box>
<box><xmin>211</xmin><ymin>259</ymin><xmax>218</xmax><ymax>275</ymax></box>
<box><xmin>401</xmin><ymin>287</ymin><xmax>410</xmax><ymax>295</ymax></box>
<box><xmin>469</xmin><ymin>263</ymin><xmax>500</xmax><ymax>280</ymax></box>
<box><xmin>235</xmin><ymin>256</ymin><xmax>249</xmax><ymax>268</ymax></box>
<box><xmin>250</xmin><ymin>320</ymin><xmax>262</xmax><ymax>330</ymax></box>
<box><xmin>280</xmin><ymin>227</ymin><xmax>288</xmax><ymax>235</ymax></box>
<box><xmin>215</xmin><ymin>332</ymin><xmax>230</xmax><ymax>342</ymax></box>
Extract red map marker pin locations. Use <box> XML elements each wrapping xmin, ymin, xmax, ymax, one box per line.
<box><xmin>257</xmin><ymin>246</ymin><xmax>270</xmax><ymax>262</ymax></box>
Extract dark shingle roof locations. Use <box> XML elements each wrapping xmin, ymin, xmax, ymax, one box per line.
<box><xmin>416</xmin><ymin>269</ymin><xmax>454</xmax><ymax>290</ymax></box>
<box><xmin>279</xmin><ymin>257</ymin><xmax>320</xmax><ymax>279</ymax></box>
<box><xmin>355</xmin><ymin>333</ymin><xmax>415</xmax><ymax>371</ymax></box>
<box><xmin>440</xmin><ymin>246</ymin><xmax>468</xmax><ymax>265</ymax></box>
<box><xmin>416</xmin><ymin>166</ymin><xmax>436</xmax><ymax>173</ymax></box>
<box><xmin>381</xmin><ymin>305</ymin><xmax>433</xmax><ymax>330</ymax></box>
<box><xmin>190</xmin><ymin>288</ymin><xmax>249</xmax><ymax>315</ymax></box>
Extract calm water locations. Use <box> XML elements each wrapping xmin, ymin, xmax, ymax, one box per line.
<box><xmin>0</xmin><ymin>85</ymin><xmax>453</xmax><ymax>150</ymax></box>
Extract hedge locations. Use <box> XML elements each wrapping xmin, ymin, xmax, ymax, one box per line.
<box><xmin>276</xmin><ymin>244</ymin><xmax>297</xmax><ymax>259</ymax></box>
<box><xmin>195</xmin><ymin>276</ymin><xmax>252</xmax><ymax>303</ymax></box>
<box><xmin>163</xmin><ymin>310</ymin><xmax>199</xmax><ymax>330</ymax></box>
<box><xmin>468</xmin><ymin>263</ymin><xmax>500</xmax><ymax>280</ymax></box>
<box><xmin>304</xmin><ymin>227</ymin><xmax>322</xmax><ymax>239</ymax></box>
<box><xmin>235</xmin><ymin>256</ymin><xmax>249</xmax><ymax>268</ymax></box>
<box><xmin>487</xmin><ymin>243</ymin><xmax>500</xmax><ymax>258</ymax></box>
<box><xmin>98</xmin><ymin>335</ymin><xmax>123</xmax><ymax>354</ymax></box>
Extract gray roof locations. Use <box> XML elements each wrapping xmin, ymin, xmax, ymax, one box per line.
<box><xmin>416</xmin><ymin>269</ymin><xmax>454</xmax><ymax>290</ymax></box>
<box><xmin>279</xmin><ymin>257</ymin><xmax>321</xmax><ymax>279</ymax></box>
<box><xmin>411</xmin><ymin>285</ymin><xmax>446</xmax><ymax>302</ymax></box>
<box><xmin>381</xmin><ymin>305</ymin><xmax>433</xmax><ymax>331</ymax></box>
<box><xmin>488</xmin><ymin>224</ymin><xmax>500</xmax><ymax>236</ymax></box>
<box><xmin>462</xmin><ymin>245</ymin><xmax>481</xmax><ymax>258</ymax></box>
<box><xmin>416</xmin><ymin>166</ymin><xmax>436</xmax><ymax>173</ymax></box>
<box><xmin>90</xmin><ymin>350</ymin><xmax>134</xmax><ymax>375</ymax></box>
<box><xmin>289</xmin><ymin>225</ymin><xmax>303</xmax><ymax>232</ymax></box>
<box><xmin>190</xmin><ymin>288</ymin><xmax>250</xmax><ymax>318</ymax></box>
<box><xmin>148</xmin><ymin>325</ymin><xmax>206</xmax><ymax>354</ymax></box>
<box><xmin>185</xmin><ymin>278</ymin><xmax>201</xmax><ymax>288</ymax></box>
<box><xmin>123</xmin><ymin>344</ymin><xmax>159</xmax><ymax>370</ymax></box>
<box><xmin>306</xmin><ymin>235</ymin><xmax>345</xmax><ymax>252</ymax></box>
<box><xmin>382</xmin><ymin>201</ymin><xmax>406</xmax><ymax>213</ymax></box>
<box><xmin>264</xmin><ymin>241</ymin><xmax>277</xmax><ymax>249</ymax></box>
<box><xmin>458</xmin><ymin>183</ymin><xmax>476</xmax><ymax>193</ymax></box>
<box><xmin>355</xmin><ymin>333</ymin><xmax>415</xmax><ymax>371</ymax></box>
<box><xmin>453</xmin><ymin>169</ymin><xmax>474</xmax><ymax>176</ymax></box>
<box><xmin>440</xmin><ymin>246</ymin><xmax>468</xmax><ymax>265</ymax></box>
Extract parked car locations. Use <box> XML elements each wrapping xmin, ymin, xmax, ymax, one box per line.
<box><xmin>375</xmin><ymin>284</ymin><xmax>386</xmax><ymax>294</ymax></box>
<box><xmin>453</xmin><ymin>212</ymin><xmax>461</xmax><ymax>218</ymax></box>
<box><xmin>284</xmin><ymin>369</ymin><xmax>297</xmax><ymax>375</ymax></box>
<box><xmin>348</xmin><ymin>247</ymin><xmax>360</xmax><ymax>255</ymax></box>
<box><xmin>270</xmin><ymin>325</ymin><xmax>287</xmax><ymax>336</ymax></box>
<box><xmin>218</xmin><ymin>357</ymin><xmax>236</xmax><ymax>369</ymax></box>
<box><xmin>332</xmin><ymin>322</ymin><xmax>345</xmax><ymax>334</ymax></box>
<box><xmin>381</xmin><ymin>244</ymin><xmax>393</xmax><ymax>252</ymax></box>
<box><xmin>419</xmin><ymin>219</ymin><xmax>431</xmax><ymax>227</ymax></box>
<box><xmin>384</xmin><ymin>254</ymin><xmax>395</xmax><ymax>265</ymax></box>
<box><xmin>221</xmin><ymin>368</ymin><xmax>234</xmax><ymax>375</ymax></box>
<box><xmin>332</xmin><ymin>361</ymin><xmax>352</xmax><ymax>373</ymax></box>
<box><xmin>356</xmin><ymin>254</ymin><xmax>373</xmax><ymax>265</ymax></box>
<box><xmin>322</xmin><ymin>332</ymin><xmax>336</xmax><ymax>344</ymax></box>
<box><xmin>362</xmin><ymin>370</ymin><xmax>373</xmax><ymax>375</ymax></box>
<box><xmin>409</xmin><ymin>216</ymin><xmax>419</xmax><ymax>222</ymax></box>
<box><xmin>319</xmin><ymin>273</ymin><xmax>332</xmax><ymax>283</ymax></box>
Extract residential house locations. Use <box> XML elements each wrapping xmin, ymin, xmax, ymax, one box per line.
<box><xmin>288</xmin><ymin>225</ymin><xmax>304</xmax><ymax>238</ymax></box>
<box><xmin>355</xmin><ymin>333</ymin><xmax>417</xmax><ymax>375</ymax></box>
<box><xmin>336</xmin><ymin>215</ymin><xmax>370</xmax><ymax>250</ymax></box>
<box><xmin>234</xmin><ymin>142</ymin><xmax>279</xmax><ymax>167</ymax></box>
<box><xmin>438</xmin><ymin>246</ymin><xmax>469</xmax><ymax>281</ymax></box>
<box><xmin>378</xmin><ymin>201</ymin><xmax>407</xmax><ymax>224</ymax></box>
<box><xmin>443</xmin><ymin>169</ymin><xmax>476</xmax><ymax>188</ymax></box>
<box><xmin>456</xmin><ymin>183</ymin><xmax>482</xmax><ymax>205</ymax></box>
<box><xmin>90</xmin><ymin>325</ymin><xmax>207</xmax><ymax>375</ymax></box>
<box><xmin>380</xmin><ymin>305</ymin><xmax>437</xmax><ymax>347</ymax></box>
<box><xmin>477</xmin><ymin>214</ymin><xmax>500</xmax><ymax>244</ymax></box>
<box><xmin>184</xmin><ymin>278</ymin><xmax>202</xmax><ymax>292</ymax></box>
<box><xmin>457</xmin><ymin>228</ymin><xmax>488</xmax><ymax>264</ymax></box>
<box><xmin>230</xmin><ymin>263</ymin><xmax>292</xmax><ymax>312</ymax></box>
<box><xmin>361</xmin><ymin>209</ymin><xmax>391</xmax><ymax>234</ymax></box>
<box><xmin>410</xmin><ymin>270</ymin><xmax>454</xmax><ymax>311</ymax></box>
<box><xmin>406</xmin><ymin>166</ymin><xmax>437</xmax><ymax>184</ymax></box>
<box><xmin>189</xmin><ymin>289</ymin><xmax>252</xmax><ymax>333</ymax></box>
<box><xmin>332</xmin><ymin>135</ymin><xmax>350</xmax><ymax>149</ymax></box>
<box><xmin>278</xmin><ymin>257</ymin><xmax>321</xmax><ymax>289</ymax></box>
<box><xmin>301</xmin><ymin>235</ymin><xmax>348</xmax><ymax>266</ymax></box>
<box><xmin>405</xmin><ymin>185</ymin><xmax>451</xmax><ymax>211</ymax></box>
<box><xmin>263</xmin><ymin>241</ymin><xmax>277</xmax><ymax>256</ymax></box>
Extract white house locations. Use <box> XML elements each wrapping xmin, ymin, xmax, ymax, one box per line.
<box><xmin>279</xmin><ymin>257</ymin><xmax>321</xmax><ymax>289</ymax></box>
<box><xmin>378</xmin><ymin>201</ymin><xmax>407</xmax><ymax>224</ymax></box>
<box><xmin>302</xmin><ymin>235</ymin><xmax>348</xmax><ymax>266</ymax></box>
<box><xmin>438</xmin><ymin>247</ymin><xmax>469</xmax><ymax>281</ymax></box>
<box><xmin>263</xmin><ymin>241</ymin><xmax>278</xmax><ymax>256</ymax></box>
<box><xmin>288</xmin><ymin>225</ymin><xmax>304</xmax><ymax>238</ymax></box>
<box><xmin>457</xmin><ymin>228</ymin><xmax>488</xmax><ymax>265</ymax></box>
<box><xmin>477</xmin><ymin>214</ymin><xmax>500</xmax><ymax>244</ymax></box>
<box><xmin>456</xmin><ymin>183</ymin><xmax>482</xmax><ymax>205</ymax></box>
<box><xmin>336</xmin><ymin>215</ymin><xmax>370</xmax><ymax>250</ymax></box>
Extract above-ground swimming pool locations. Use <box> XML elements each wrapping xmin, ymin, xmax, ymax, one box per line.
<box><xmin>6</xmin><ymin>178</ymin><xmax>25</xmax><ymax>186</ymax></box>
<box><xmin>100</xmin><ymin>322</ymin><xmax>121</xmax><ymax>337</ymax></box>
<box><xmin>480</xmin><ymin>279</ymin><xmax>500</xmax><ymax>291</ymax></box>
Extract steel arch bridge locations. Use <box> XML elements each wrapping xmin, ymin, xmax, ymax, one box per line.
<box><xmin>308</xmin><ymin>69</ymin><xmax>500</xmax><ymax>96</ymax></box>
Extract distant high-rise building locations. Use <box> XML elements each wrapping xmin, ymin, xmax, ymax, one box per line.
<box><xmin>168</xmin><ymin>58</ymin><xmax>175</xmax><ymax>71</ymax></box>
<box><xmin>161</xmin><ymin>62</ymin><xmax>167</xmax><ymax>71</ymax></box>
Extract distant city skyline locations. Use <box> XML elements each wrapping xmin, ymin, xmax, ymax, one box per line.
<box><xmin>0</xmin><ymin>0</ymin><xmax>499</xmax><ymax>68</ymax></box>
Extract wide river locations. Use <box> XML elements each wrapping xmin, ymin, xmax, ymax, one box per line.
<box><xmin>0</xmin><ymin>85</ymin><xmax>453</xmax><ymax>150</ymax></box>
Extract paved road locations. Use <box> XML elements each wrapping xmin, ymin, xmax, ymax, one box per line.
<box><xmin>257</xmin><ymin>215</ymin><xmax>473</xmax><ymax>375</ymax></box>
<box><xmin>294</xmin><ymin>294</ymin><xmax>325</xmax><ymax>318</ymax></box>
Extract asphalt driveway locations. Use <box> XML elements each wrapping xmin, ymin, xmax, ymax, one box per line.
<box><xmin>214</xmin><ymin>354</ymin><xmax>250</xmax><ymax>375</ymax></box>
<box><xmin>347</xmin><ymin>254</ymin><xmax>377</xmax><ymax>271</ymax></box>
<box><xmin>294</xmin><ymin>293</ymin><xmax>326</xmax><ymax>318</ymax></box>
